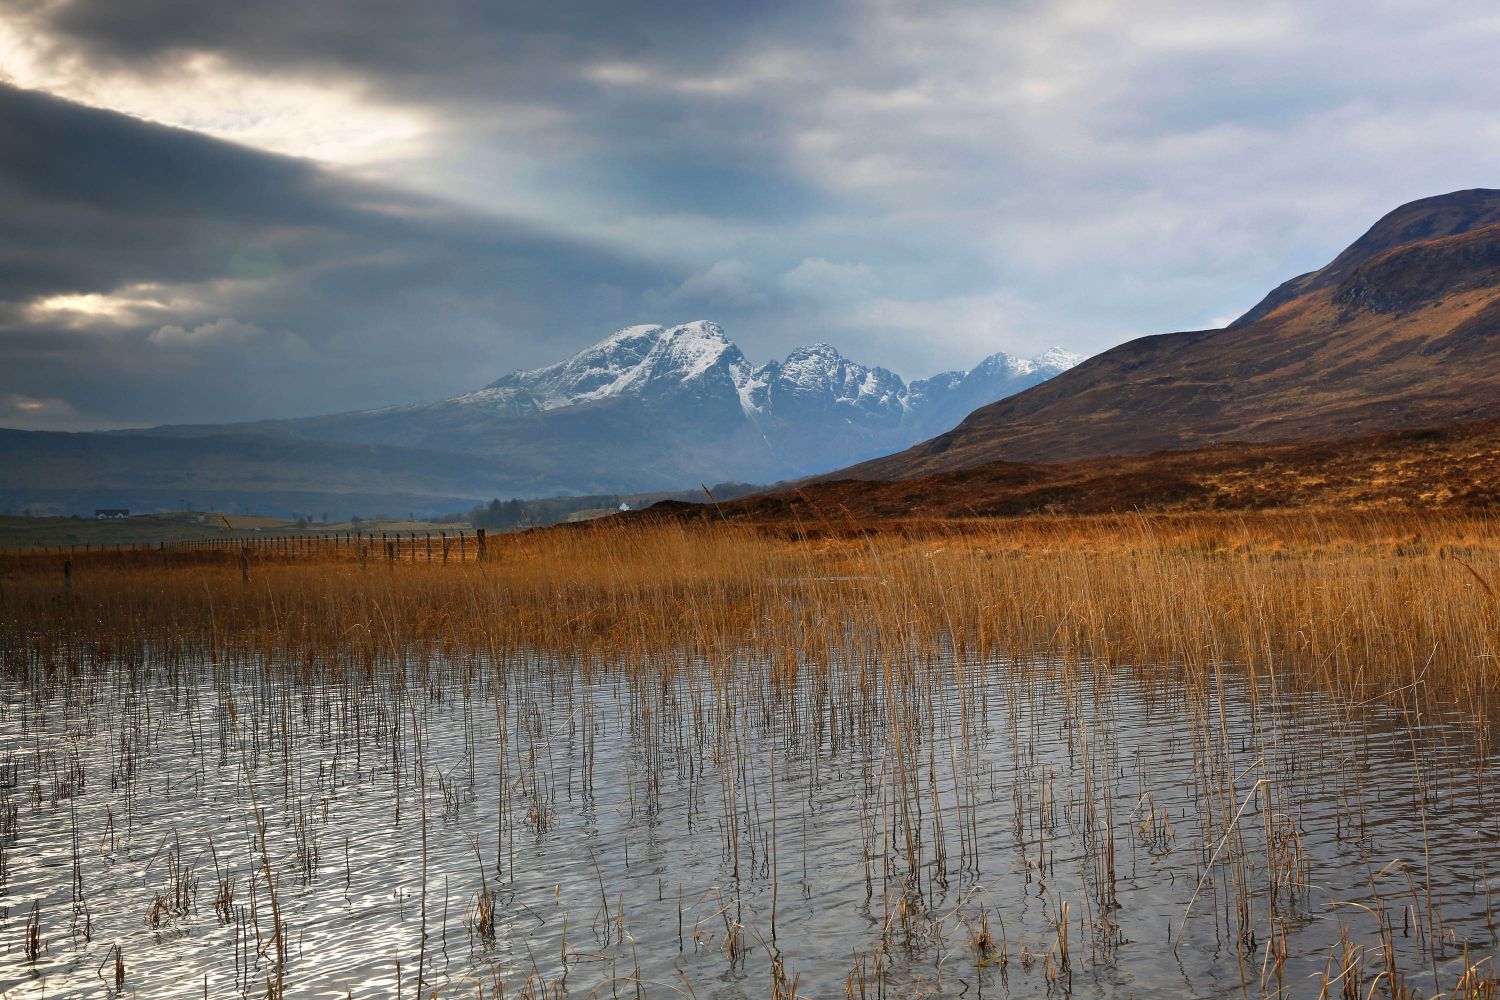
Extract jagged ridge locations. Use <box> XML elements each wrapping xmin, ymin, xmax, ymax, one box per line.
<box><xmin>456</xmin><ymin>320</ymin><xmax>1080</xmax><ymax>442</ymax></box>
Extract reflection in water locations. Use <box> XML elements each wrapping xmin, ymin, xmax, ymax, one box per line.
<box><xmin>0</xmin><ymin>653</ymin><xmax>1495</xmax><ymax>997</ymax></box>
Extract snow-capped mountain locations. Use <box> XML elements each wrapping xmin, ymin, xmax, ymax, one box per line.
<box><xmin>135</xmin><ymin>321</ymin><xmax>1081</xmax><ymax>496</ymax></box>
<box><xmin>481</xmin><ymin>323</ymin><xmax>756</xmax><ymax>412</ymax></box>
<box><xmin>462</xmin><ymin>321</ymin><xmax>1079</xmax><ymax>449</ymax></box>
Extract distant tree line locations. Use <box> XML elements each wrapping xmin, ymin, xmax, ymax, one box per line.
<box><xmin>466</xmin><ymin>495</ymin><xmax>624</xmax><ymax>530</ymax></box>
<box><xmin>462</xmin><ymin>482</ymin><xmax>765</xmax><ymax>532</ymax></box>
<box><xmin>472</xmin><ymin>498</ymin><xmax>529</xmax><ymax>529</ymax></box>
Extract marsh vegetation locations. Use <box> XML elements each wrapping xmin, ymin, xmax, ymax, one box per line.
<box><xmin>1</xmin><ymin>512</ymin><xmax>1497</xmax><ymax>997</ymax></box>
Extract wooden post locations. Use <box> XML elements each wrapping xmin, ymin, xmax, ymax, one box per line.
<box><xmin>476</xmin><ymin>528</ymin><xmax>487</xmax><ymax>562</ymax></box>
<box><xmin>63</xmin><ymin>559</ymin><xmax>72</xmax><ymax>592</ymax></box>
<box><xmin>240</xmin><ymin>547</ymin><xmax>250</xmax><ymax>584</ymax></box>
<box><xmin>441</xmin><ymin>533</ymin><xmax>449</xmax><ymax>565</ymax></box>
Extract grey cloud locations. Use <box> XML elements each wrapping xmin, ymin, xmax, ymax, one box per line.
<box><xmin>779</xmin><ymin>258</ymin><xmax>877</xmax><ymax>304</ymax></box>
<box><xmin>147</xmin><ymin>318</ymin><xmax>269</xmax><ymax>347</ymax></box>
<box><xmin>22</xmin><ymin>0</ymin><xmax>854</xmax><ymax>105</ymax></box>
<box><xmin>0</xmin><ymin>83</ymin><xmax>674</xmax><ymax>426</ymax></box>
<box><xmin>0</xmin><ymin>391</ymin><xmax>86</xmax><ymax>431</ymax></box>
<box><xmin>656</xmin><ymin>259</ymin><xmax>764</xmax><ymax>309</ymax></box>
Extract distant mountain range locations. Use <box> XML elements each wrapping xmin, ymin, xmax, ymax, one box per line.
<box><xmin>834</xmin><ymin>188</ymin><xmax>1500</xmax><ymax>483</ymax></box>
<box><xmin>1</xmin><ymin>327</ymin><xmax>1079</xmax><ymax>517</ymax></box>
<box><xmin>165</xmin><ymin>322</ymin><xmax>1077</xmax><ymax>484</ymax></box>
<box><xmin>26</xmin><ymin>184</ymin><xmax>1494</xmax><ymax>524</ymax></box>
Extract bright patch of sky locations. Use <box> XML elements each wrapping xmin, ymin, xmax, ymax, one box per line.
<box><xmin>0</xmin><ymin>18</ymin><xmax>428</xmax><ymax>165</ymax></box>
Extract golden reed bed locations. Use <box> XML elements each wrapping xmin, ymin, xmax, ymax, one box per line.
<box><xmin>4</xmin><ymin>510</ymin><xmax>1497</xmax><ymax>718</ymax></box>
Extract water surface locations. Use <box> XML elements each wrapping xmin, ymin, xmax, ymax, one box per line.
<box><xmin>1</xmin><ymin>654</ymin><xmax>1495</xmax><ymax>997</ymax></box>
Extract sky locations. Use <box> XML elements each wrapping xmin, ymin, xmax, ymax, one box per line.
<box><xmin>3</xmin><ymin>0</ymin><xmax>1500</xmax><ymax>431</ymax></box>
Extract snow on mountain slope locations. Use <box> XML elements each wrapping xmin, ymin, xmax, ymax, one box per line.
<box><xmin>485</xmin><ymin>321</ymin><xmax>752</xmax><ymax>410</ymax></box>
<box><xmin>472</xmin><ymin>322</ymin><xmax>1079</xmax><ymax>436</ymax></box>
<box><xmin>905</xmin><ymin>346</ymin><xmax>1085</xmax><ymax>440</ymax></box>
<box><xmin>1024</xmin><ymin>346</ymin><xmax>1087</xmax><ymax>372</ymax></box>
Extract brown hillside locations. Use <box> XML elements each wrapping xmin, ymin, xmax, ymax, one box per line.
<box><xmin>639</xmin><ymin>419</ymin><xmax>1500</xmax><ymax>526</ymax></box>
<box><xmin>835</xmin><ymin>189</ymin><xmax>1500</xmax><ymax>482</ymax></box>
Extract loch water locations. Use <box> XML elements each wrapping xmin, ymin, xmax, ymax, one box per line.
<box><xmin>1</xmin><ymin>653</ymin><xmax>1496</xmax><ymax>998</ymax></box>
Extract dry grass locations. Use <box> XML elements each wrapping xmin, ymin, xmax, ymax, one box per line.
<box><xmin>4</xmin><ymin>509</ymin><xmax>1497</xmax><ymax>715</ymax></box>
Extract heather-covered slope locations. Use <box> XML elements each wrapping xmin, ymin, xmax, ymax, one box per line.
<box><xmin>641</xmin><ymin>419</ymin><xmax>1500</xmax><ymax>525</ymax></box>
<box><xmin>836</xmin><ymin>189</ymin><xmax>1500</xmax><ymax>482</ymax></box>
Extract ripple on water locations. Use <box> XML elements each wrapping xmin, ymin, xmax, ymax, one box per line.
<box><xmin>0</xmin><ymin>656</ymin><xmax>1496</xmax><ymax>998</ymax></box>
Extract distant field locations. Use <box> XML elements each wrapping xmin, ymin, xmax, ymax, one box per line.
<box><xmin>0</xmin><ymin>512</ymin><xmax>468</xmax><ymax>550</ymax></box>
<box><xmin>0</xmin><ymin>512</ymin><xmax>231</xmax><ymax>549</ymax></box>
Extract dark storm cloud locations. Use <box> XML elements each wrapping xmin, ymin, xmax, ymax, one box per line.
<box><xmin>30</xmin><ymin>0</ymin><xmax>855</xmax><ymax>103</ymax></box>
<box><xmin>0</xmin><ymin>83</ymin><xmax>348</xmax><ymax>297</ymax></box>
<box><xmin>11</xmin><ymin>0</ymin><xmax>862</xmax><ymax>213</ymax></box>
<box><xmin>0</xmin><ymin>83</ymin><xmax>671</xmax><ymax>427</ymax></box>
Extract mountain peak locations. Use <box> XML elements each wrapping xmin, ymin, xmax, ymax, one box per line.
<box><xmin>1029</xmin><ymin>346</ymin><xmax>1086</xmax><ymax>370</ymax></box>
<box><xmin>1315</xmin><ymin>189</ymin><xmax>1500</xmax><ymax>289</ymax></box>
<box><xmin>1234</xmin><ymin>188</ymin><xmax>1500</xmax><ymax>326</ymax></box>
<box><xmin>487</xmin><ymin>321</ymin><xmax>747</xmax><ymax>410</ymax></box>
<box><xmin>957</xmin><ymin>347</ymin><xmax>1083</xmax><ymax>382</ymax></box>
<box><xmin>117</xmin><ymin>317</ymin><xmax>1084</xmax><ymax>497</ymax></box>
<box><xmin>784</xmin><ymin>342</ymin><xmax>844</xmax><ymax>361</ymax></box>
<box><xmin>465</xmin><ymin>321</ymin><xmax>1083</xmax><ymax>471</ymax></box>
